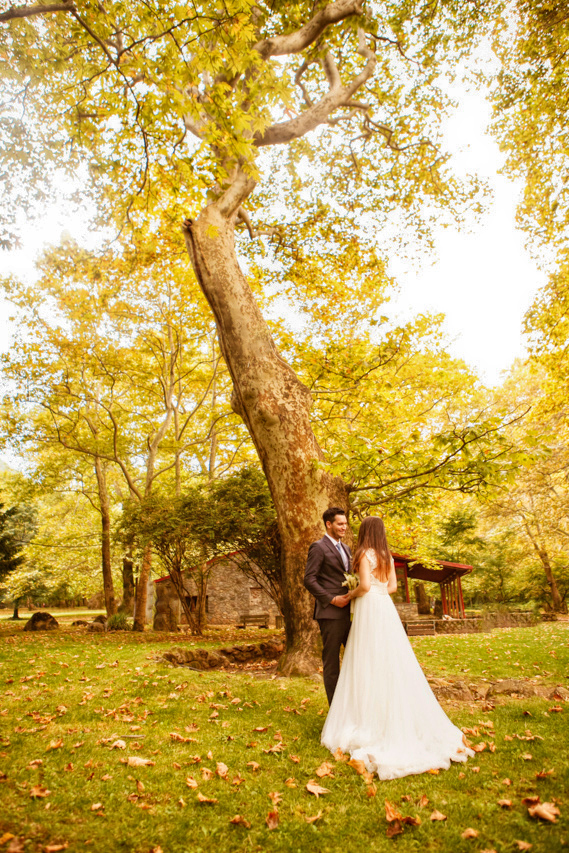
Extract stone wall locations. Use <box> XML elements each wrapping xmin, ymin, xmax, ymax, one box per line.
<box><xmin>395</xmin><ymin>602</ymin><xmax>419</xmax><ymax>621</ymax></box>
<box><xmin>433</xmin><ymin>611</ymin><xmax>537</xmax><ymax>635</ymax></box>
<box><xmin>434</xmin><ymin>617</ymin><xmax>482</xmax><ymax>634</ymax></box>
<box><xmin>152</xmin><ymin>557</ymin><xmax>280</xmax><ymax>630</ymax></box>
<box><xmin>481</xmin><ymin>611</ymin><xmax>536</xmax><ymax>630</ymax></box>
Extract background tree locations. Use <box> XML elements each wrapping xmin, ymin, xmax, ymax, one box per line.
<box><xmin>2</xmin><ymin>231</ymin><xmax>251</xmax><ymax>625</ymax></box>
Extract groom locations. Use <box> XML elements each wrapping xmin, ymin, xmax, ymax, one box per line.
<box><xmin>304</xmin><ymin>507</ymin><xmax>352</xmax><ymax>705</ymax></box>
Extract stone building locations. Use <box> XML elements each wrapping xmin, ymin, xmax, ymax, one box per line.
<box><xmin>151</xmin><ymin>551</ymin><xmax>280</xmax><ymax>631</ymax></box>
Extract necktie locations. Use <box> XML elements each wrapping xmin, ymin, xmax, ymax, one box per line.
<box><xmin>336</xmin><ymin>541</ymin><xmax>346</xmax><ymax>568</ymax></box>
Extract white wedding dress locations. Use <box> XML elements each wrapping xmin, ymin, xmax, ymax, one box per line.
<box><xmin>321</xmin><ymin>549</ymin><xmax>473</xmax><ymax>780</ymax></box>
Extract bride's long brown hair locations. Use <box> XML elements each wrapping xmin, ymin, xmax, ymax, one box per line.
<box><xmin>352</xmin><ymin>516</ymin><xmax>392</xmax><ymax>581</ymax></box>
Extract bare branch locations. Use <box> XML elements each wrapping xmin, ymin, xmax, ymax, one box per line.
<box><xmin>0</xmin><ymin>1</ymin><xmax>73</xmax><ymax>23</ymax></box>
<box><xmin>256</xmin><ymin>28</ymin><xmax>375</xmax><ymax>147</ymax></box>
<box><xmin>254</xmin><ymin>0</ymin><xmax>363</xmax><ymax>59</ymax></box>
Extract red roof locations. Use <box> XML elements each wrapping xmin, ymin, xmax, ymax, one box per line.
<box><xmin>392</xmin><ymin>552</ymin><xmax>473</xmax><ymax>584</ymax></box>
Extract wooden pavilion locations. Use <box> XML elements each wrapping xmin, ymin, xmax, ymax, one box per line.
<box><xmin>392</xmin><ymin>553</ymin><xmax>473</xmax><ymax>618</ymax></box>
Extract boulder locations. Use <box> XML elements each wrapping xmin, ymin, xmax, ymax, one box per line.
<box><xmin>71</xmin><ymin>620</ymin><xmax>89</xmax><ymax>627</ymax></box>
<box><xmin>161</xmin><ymin>646</ymin><xmax>224</xmax><ymax>669</ymax></box>
<box><xmin>428</xmin><ymin>678</ymin><xmax>473</xmax><ymax>702</ymax></box>
<box><xmin>23</xmin><ymin>612</ymin><xmax>59</xmax><ymax>632</ymax></box>
<box><xmin>549</xmin><ymin>685</ymin><xmax>569</xmax><ymax>702</ymax></box>
<box><xmin>486</xmin><ymin>678</ymin><xmax>537</xmax><ymax>698</ymax></box>
<box><xmin>88</xmin><ymin>622</ymin><xmax>105</xmax><ymax>633</ymax></box>
<box><xmin>92</xmin><ymin>615</ymin><xmax>107</xmax><ymax>625</ymax></box>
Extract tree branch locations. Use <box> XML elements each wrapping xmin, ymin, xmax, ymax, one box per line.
<box><xmin>255</xmin><ymin>28</ymin><xmax>375</xmax><ymax>147</ymax></box>
<box><xmin>0</xmin><ymin>1</ymin><xmax>73</xmax><ymax>22</ymax></box>
<box><xmin>254</xmin><ymin>0</ymin><xmax>363</xmax><ymax>59</ymax></box>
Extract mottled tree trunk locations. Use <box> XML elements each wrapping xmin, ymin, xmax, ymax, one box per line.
<box><xmin>524</xmin><ymin>522</ymin><xmax>565</xmax><ymax>612</ymax></box>
<box><xmin>94</xmin><ymin>457</ymin><xmax>117</xmax><ymax>618</ymax></box>
<box><xmin>118</xmin><ymin>554</ymin><xmax>135</xmax><ymax>615</ymax></box>
<box><xmin>133</xmin><ymin>544</ymin><xmax>152</xmax><ymax>632</ymax></box>
<box><xmin>183</xmin><ymin>174</ymin><xmax>349</xmax><ymax>675</ymax></box>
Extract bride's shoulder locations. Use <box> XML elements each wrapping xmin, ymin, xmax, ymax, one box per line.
<box><xmin>364</xmin><ymin>548</ymin><xmax>378</xmax><ymax>568</ymax></box>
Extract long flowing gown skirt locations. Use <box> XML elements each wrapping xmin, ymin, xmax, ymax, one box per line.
<box><xmin>321</xmin><ymin>577</ymin><xmax>474</xmax><ymax>781</ymax></box>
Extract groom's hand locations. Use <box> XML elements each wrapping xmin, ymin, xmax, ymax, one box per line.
<box><xmin>331</xmin><ymin>594</ymin><xmax>350</xmax><ymax>608</ymax></box>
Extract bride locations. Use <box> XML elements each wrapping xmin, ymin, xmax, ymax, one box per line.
<box><xmin>320</xmin><ymin>516</ymin><xmax>473</xmax><ymax>780</ymax></box>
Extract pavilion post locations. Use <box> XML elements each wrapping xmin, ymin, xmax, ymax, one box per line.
<box><xmin>458</xmin><ymin>577</ymin><xmax>466</xmax><ymax>617</ymax></box>
<box><xmin>441</xmin><ymin>583</ymin><xmax>448</xmax><ymax>616</ymax></box>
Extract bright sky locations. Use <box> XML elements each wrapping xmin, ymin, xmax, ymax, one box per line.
<box><xmin>0</xmin><ymin>88</ymin><xmax>545</xmax><ymax>389</ymax></box>
<box><xmin>387</xmin><ymin>88</ymin><xmax>545</xmax><ymax>387</ymax></box>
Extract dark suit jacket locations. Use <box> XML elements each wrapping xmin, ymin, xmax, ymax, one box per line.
<box><xmin>304</xmin><ymin>536</ymin><xmax>352</xmax><ymax>620</ymax></box>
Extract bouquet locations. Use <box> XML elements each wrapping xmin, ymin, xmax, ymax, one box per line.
<box><xmin>342</xmin><ymin>572</ymin><xmax>358</xmax><ymax>619</ymax></box>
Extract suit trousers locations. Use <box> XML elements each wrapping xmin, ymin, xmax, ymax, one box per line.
<box><xmin>318</xmin><ymin>616</ymin><xmax>351</xmax><ymax>705</ymax></box>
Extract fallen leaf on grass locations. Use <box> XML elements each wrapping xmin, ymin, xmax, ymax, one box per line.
<box><xmin>461</xmin><ymin>828</ymin><xmax>479</xmax><ymax>839</ymax></box>
<box><xmin>170</xmin><ymin>732</ymin><xmax>195</xmax><ymax>744</ymax></box>
<box><xmin>263</xmin><ymin>742</ymin><xmax>284</xmax><ymax>754</ymax></box>
<box><xmin>28</xmin><ymin>759</ymin><xmax>42</xmax><ymax>768</ymax></box>
<box><xmin>90</xmin><ymin>803</ymin><xmax>103</xmax><ymax>812</ymax></box>
<box><xmin>471</xmin><ymin>742</ymin><xmax>486</xmax><ymax>753</ymax></box>
<box><xmin>521</xmin><ymin>796</ymin><xmax>540</xmax><ymax>806</ymax></box>
<box><xmin>266</xmin><ymin>810</ymin><xmax>279</xmax><ymax>830</ymax></box>
<box><xmin>427</xmin><ymin>768</ymin><xmax>439</xmax><ymax>775</ymax></box>
<box><xmin>126</xmin><ymin>757</ymin><xmax>155</xmax><ymax>767</ymax></box>
<box><xmin>185</xmin><ymin>777</ymin><xmax>198</xmax><ymax>789</ymax></box>
<box><xmin>46</xmin><ymin>740</ymin><xmax>63</xmax><ymax>751</ymax></box>
<box><xmin>430</xmin><ymin>810</ymin><xmax>447</xmax><ymax>821</ymax></box>
<box><xmin>44</xmin><ymin>844</ymin><xmax>68</xmax><ymax>852</ymax></box>
<box><xmin>521</xmin><ymin>753</ymin><xmax>533</xmax><ymax>761</ymax></box>
<box><xmin>201</xmin><ymin>768</ymin><xmax>213</xmax><ymax>781</ymax></box>
<box><xmin>216</xmin><ymin>762</ymin><xmax>228</xmax><ymax>779</ymax></box>
<box><xmin>229</xmin><ymin>815</ymin><xmax>250</xmax><ymax>829</ymax></box>
<box><xmin>253</xmin><ymin>726</ymin><xmax>269</xmax><ymax>733</ymax></box>
<box><xmin>305</xmin><ymin>811</ymin><xmax>323</xmax><ymax>824</ymax></box>
<box><xmin>386</xmin><ymin>820</ymin><xmax>403</xmax><ymax>838</ymax></box>
<box><xmin>470</xmin><ymin>766</ymin><xmax>480</xmax><ymax>773</ymax></box>
<box><xmin>232</xmin><ymin>773</ymin><xmax>245</xmax><ymax>786</ymax></box>
<box><xmin>0</xmin><ymin>834</ymin><xmax>14</xmax><ymax>845</ymax></box>
<box><xmin>515</xmin><ymin>843</ymin><xmax>532</xmax><ymax>851</ymax></box>
<box><xmin>315</xmin><ymin>761</ymin><xmax>334</xmax><ymax>778</ymax></box>
<box><xmin>418</xmin><ymin>795</ymin><xmax>429</xmax><ymax>808</ymax></box>
<box><xmin>30</xmin><ymin>786</ymin><xmax>50</xmax><ymax>799</ymax></box>
<box><xmin>246</xmin><ymin>761</ymin><xmax>260</xmax><ymax>772</ymax></box>
<box><xmin>110</xmin><ymin>740</ymin><xmax>126</xmax><ymax>750</ymax></box>
<box><xmin>347</xmin><ymin>758</ymin><xmax>366</xmax><ymax>775</ymax></box>
<box><xmin>502</xmin><ymin>778</ymin><xmax>512</xmax><ymax>786</ymax></box>
<box><xmin>269</xmin><ymin>791</ymin><xmax>283</xmax><ymax>806</ymax></box>
<box><xmin>385</xmin><ymin>800</ymin><xmax>402</xmax><ymax>822</ymax></box>
<box><xmin>306</xmin><ymin>780</ymin><xmax>329</xmax><ymax>798</ymax></box>
<box><xmin>536</xmin><ymin>769</ymin><xmax>554</xmax><ymax>780</ymax></box>
<box><xmin>196</xmin><ymin>792</ymin><xmax>218</xmax><ymax>805</ymax></box>
<box><xmin>401</xmin><ymin>816</ymin><xmax>421</xmax><ymax>827</ymax></box>
<box><xmin>528</xmin><ymin>802</ymin><xmax>560</xmax><ymax>823</ymax></box>
<box><xmin>289</xmin><ymin>754</ymin><xmax>300</xmax><ymax>764</ymax></box>
<box><xmin>101</xmin><ymin>774</ymin><xmax>112</xmax><ymax>782</ymax></box>
<box><xmin>497</xmin><ymin>799</ymin><xmax>512</xmax><ymax>808</ymax></box>
<box><xmin>285</xmin><ymin>778</ymin><xmax>296</xmax><ymax>788</ymax></box>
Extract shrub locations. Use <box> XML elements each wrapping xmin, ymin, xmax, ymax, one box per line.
<box><xmin>107</xmin><ymin>613</ymin><xmax>131</xmax><ymax>631</ymax></box>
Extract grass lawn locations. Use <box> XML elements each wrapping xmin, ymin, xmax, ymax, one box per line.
<box><xmin>0</xmin><ymin>620</ymin><xmax>567</xmax><ymax>853</ymax></box>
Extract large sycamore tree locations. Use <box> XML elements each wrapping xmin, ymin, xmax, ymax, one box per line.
<box><xmin>0</xmin><ymin>0</ymin><xmax>494</xmax><ymax>671</ymax></box>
